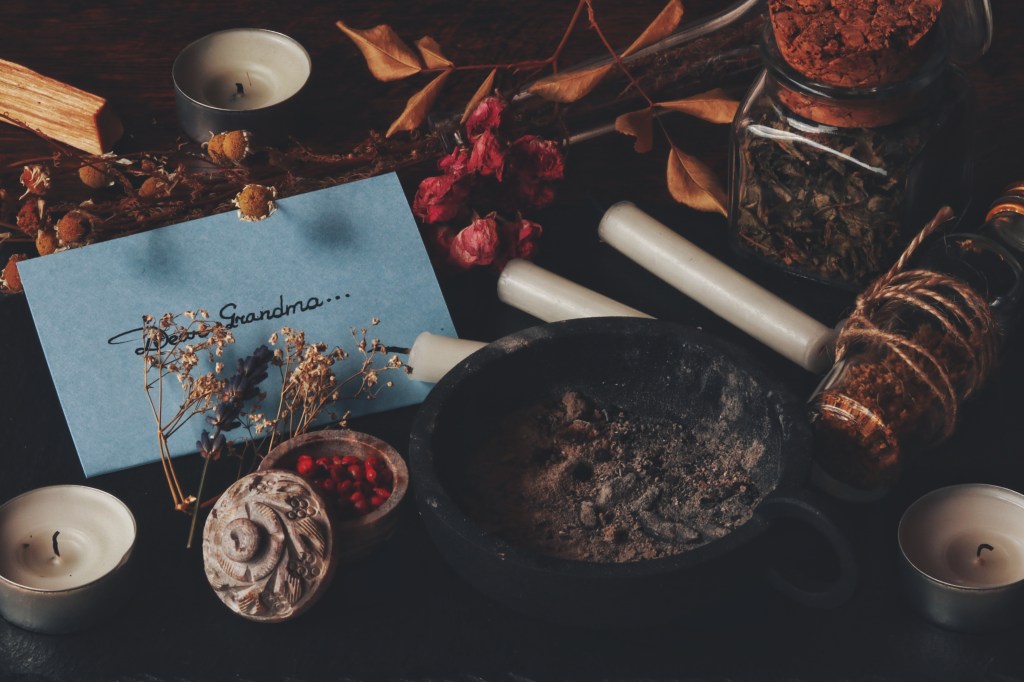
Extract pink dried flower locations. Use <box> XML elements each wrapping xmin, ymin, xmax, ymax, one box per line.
<box><xmin>450</xmin><ymin>215</ymin><xmax>500</xmax><ymax>269</ymax></box>
<box><xmin>510</xmin><ymin>217</ymin><xmax>543</xmax><ymax>261</ymax></box>
<box><xmin>438</xmin><ymin>147</ymin><xmax>471</xmax><ymax>179</ymax></box>
<box><xmin>468</xmin><ymin>130</ymin><xmax>505</xmax><ymax>180</ymax></box>
<box><xmin>505</xmin><ymin>135</ymin><xmax>565</xmax><ymax>209</ymax></box>
<box><xmin>465</xmin><ymin>96</ymin><xmax>507</xmax><ymax>141</ymax></box>
<box><xmin>412</xmin><ymin>174</ymin><xmax>468</xmax><ymax>225</ymax></box>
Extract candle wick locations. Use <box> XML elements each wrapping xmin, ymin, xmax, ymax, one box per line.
<box><xmin>977</xmin><ymin>543</ymin><xmax>994</xmax><ymax>558</ymax></box>
<box><xmin>52</xmin><ymin>531</ymin><xmax>60</xmax><ymax>558</ymax></box>
<box><xmin>247</xmin><ymin>71</ymin><xmax>253</xmax><ymax>87</ymax></box>
<box><xmin>235</xmin><ymin>83</ymin><xmax>245</xmax><ymax>97</ymax></box>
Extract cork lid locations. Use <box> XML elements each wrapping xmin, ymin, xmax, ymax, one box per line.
<box><xmin>202</xmin><ymin>470</ymin><xmax>336</xmax><ymax>622</ymax></box>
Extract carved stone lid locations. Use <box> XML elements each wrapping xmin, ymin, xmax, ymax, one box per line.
<box><xmin>202</xmin><ymin>470</ymin><xmax>336</xmax><ymax>622</ymax></box>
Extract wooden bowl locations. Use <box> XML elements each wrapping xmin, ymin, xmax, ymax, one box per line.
<box><xmin>259</xmin><ymin>429</ymin><xmax>408</xmax><ymax>562</ymax></box>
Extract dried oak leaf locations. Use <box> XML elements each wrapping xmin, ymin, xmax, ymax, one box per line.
<box><xmin>666</xmin><ymin>144</ymin><xmax>727</xmax><ymax>216</ymax></box>
<box><xmin>527</xmin><ymin>0</ymin><xmax>684</xmax><ymax>103</ymax></box>
<box><xmin>615</xmin><ymin>109</ymin><xmax>654</xmax><ymax>153</ymax></box>
<box><xmin>386</xmin><ymin>70</ymin><xmax>452</xmax><ymax>137</ymax></box>
<box><xmin>657</xmin><ymin>89</ymin><xmax>740</xmax><ymax>124</ymax></box>
<box><xmin>461</xmin><ymin>69</ymin><xmax>498</xmax><ymax>124</ymax></box>
<box><xmin>336</xmin><ymin>20</ymin><xmax>423</xmax><ymax>81</ymax></box>
<box><xmin>415</xmin><ymin>36</ymin><xmax>453</xmax><ymax>69</ymax></box>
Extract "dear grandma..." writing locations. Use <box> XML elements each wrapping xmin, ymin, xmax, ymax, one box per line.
<box><xmin>107</xmin><ymin>293</ymin><xmax>346</xmax><ymax>354</ymax></box>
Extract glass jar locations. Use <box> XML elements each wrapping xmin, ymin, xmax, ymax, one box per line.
<box><xmin>729</xmin><ymin>26</ymin><xmax>973</xmax><ymax>290</ymax></box>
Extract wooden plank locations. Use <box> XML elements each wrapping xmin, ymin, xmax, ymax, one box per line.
<box><xmin>0</xmin><ymin>58</ymin><xmax>123</xmax><ymax>155</ymax></box>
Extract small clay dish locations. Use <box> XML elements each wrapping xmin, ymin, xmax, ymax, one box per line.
<box><xmin>259</xmin><ymin>429</ymin><xmax>409</xmax><ymax>562</ymax></box>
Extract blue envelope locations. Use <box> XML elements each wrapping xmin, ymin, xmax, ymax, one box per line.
<box><xmin>20</xmin><ymin>173</ymin><xmax>455</xmax><ymax>476</ymax></box>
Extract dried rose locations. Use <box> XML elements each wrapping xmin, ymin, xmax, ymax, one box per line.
<box><xmin>1</xmin><ymin>254</ymin><xmax>28</xmax><ymax>293</ymax></box>
<box><xmin>505</xmin><ymin>135</ymin><xmax>565</xmax><ymax>209</ymax></box>
<box><xmin>438</xmin><ymin>146</ymin><xmax>471</xmax><ymax>179</ymax></box>
<box><xmin>412</xmin><ymin>174</ymin><xmax>468</xmax><ymax>225</ymax></box>
<box><xmin>450</xmin><ymin>215</ymin><xmax>500</xmax><ymax>269</ymax></box>
<box><xmin>19</xmin><ymin>165</ymin><xmax>50</xmax><ymax>198</ymax></box>
<box><xmin>465</xmin><ymin>96</ymin><xmax>507</xmax><ymax>141</ymax></box>
<box><xmin>468</xmin><ymin>129</ymin><xmax>505</xmax><ymax>180</ymax></box>
<box><xmin>233</xmin><ymin>184</ymin><xmax>277</xmax><ymax>222</ymax></box>
<box><xmin>78</xmin><ymin>163</ymin><xmax>114</xmax><ymax>189</ymax></box>
<box><xmin>509</xmin><ymin>217</ymin><xmax>543</xmax><ymax>261</ymax></box>
<box><xmin>56</xmin><ymin>211</ymin><xmax>91</xmax><ymax>245</ymax></box>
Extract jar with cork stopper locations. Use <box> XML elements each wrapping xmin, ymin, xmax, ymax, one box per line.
<box><xmin>811</xmin><ymin>186</ymin><xmax>1024</xmax><ymax>500</ymax></box>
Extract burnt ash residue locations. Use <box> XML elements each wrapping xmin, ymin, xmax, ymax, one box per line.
<box><xmin>456</xmin><ymin>391</ymin><xmax>769</xmax><ymax>563</ymax></box>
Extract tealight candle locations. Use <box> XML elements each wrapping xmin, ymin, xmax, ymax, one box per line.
<box><xmin>172</xmin><ymin>29</ymin><xmax>311</xmax><ymax>143</ymax></box>
<box><xmin>0</xmin><ymin>486</ymin><xmax>136</xmax><ymax>634</ymax></box>
<box><xmin>599</xmin><ymin>202</ymin><xmax>837</xmax><ymax>373</ymax></box>
<box><xmin>898</xmin><ymin>484</ymin><xmax>1024</xmax><ymax>631</ymax></box>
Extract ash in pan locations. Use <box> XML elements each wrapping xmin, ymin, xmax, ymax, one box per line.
<box><xmin>454</xmin><ymin>391</ymin><xmax>768</xmax><ymax>563</ymax></box>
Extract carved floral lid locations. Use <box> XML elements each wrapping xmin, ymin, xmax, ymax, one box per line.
<box><xmin>202</xmin><ymin>469</ymin><xmax>336</xmax><ymax>622</ymax></box>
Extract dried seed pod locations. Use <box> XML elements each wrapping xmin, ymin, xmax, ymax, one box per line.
<box><xmin>55</xmin><ymin>210</ymin><xmax>91</xmax><ymax>244</ymax></box>
<box><xmin>78</xmin><ymin>162</ymin><xmax>114</xmax><ymax>189</ymax></box>
<box><xmin>138</xmin><ymin>176</ymin><xmax>171</xmax><ymax>199</ymax></box>
<box><xmin>19</xmin><ymin>165</ymin><xmax>50</xmax><ymax>197</ymax></box>
<box><xmin>15</xmin><ymin>199</ymin><xmax>45</xmax><ymax>237</ymax></box>
<box><xmin>233</xmin><ymin>184</ymin><xmax>277</xmax><ymax>222</ymax></box>
<box><xmin>206</xmin><ymin>130</ymin><xmax>252</xmax><ymax>166</ymax></box>
<box><xmin>35</xmin><ymin>227</ymin><xmax>59</xmax><ymax>256</ymax></box>
<box><xmin>1</xmin><ymin>254</ymin><xmax>28</xmax><ymax>293</ymax></box>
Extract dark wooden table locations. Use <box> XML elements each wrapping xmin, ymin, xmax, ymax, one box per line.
<box><xmin>2</xmin><ymin>1</ymin><xmax>1024</xmax><ymax>680</ymax></box>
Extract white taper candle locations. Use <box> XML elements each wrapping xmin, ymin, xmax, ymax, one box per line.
<box><xmin>407</xmin><ymin>332</ymin><xmax>487</xmax><ymax>384</ymax></box>
<box><xmin>497</xmin><ymin>259</ymin><xmax>653</xmax><ymax>322</ymax></box>
<box><xmin>599</xmin><ymin>202</ymin><xmax>837</xmax><ymax>373</ymax></box>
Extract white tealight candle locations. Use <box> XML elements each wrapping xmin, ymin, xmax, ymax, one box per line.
<box><xmin>173</xmin><ymin>29</ymin><xmax>311</xmax><ymax>142</ymax></box>
<box><xmin>599</xmin><ymin>202</ymin><xmax>837</xmax><ymax>374</ymax></box>
<box><xmin>898</xmin><ymin>484</ymin><xmax>1024</xmax><ymax>631</ymax></box>
<box><xmin>0</xmin><ymin>486</ymin><xmax>136</xmax><ymax>634</ymax></box>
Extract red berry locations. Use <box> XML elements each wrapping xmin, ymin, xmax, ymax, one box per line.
<box><xmin>370</xmin><ymin>495</ymin><xmax>386</xmax><ymax>507</ymax></box>
<box><xmin>340</xmin><ymin>455</ymin><xmax>361</xmax><ymax>467</ymax></box>
<box><xmin>336</xmin><ymin>479</ymin><xmax>354</xmax><ymax>494</ymax></box>
<box><xmin>373</xmin><ymin>487</ymin><xmax>391</xmax><ymax>500</ymax></box>
<box><xmin>296</xmin><ymin>459</ymin><xmax>315</xmax><ymax>476</ymax></box>
<box><xmin>315</xmin><ymin>456</ymin><xmax>331</xmax><ymax>469</ymax></box>
<box><xmin>347</xmin><ymin>464</ymin><xmax>364</xmax><ymax>481</ymax></box>
<box><xmin>332</xmin><ymin>454</ymin><xmax>344</xmax><ymax>465</ymax></box>
<box><xmin>350</xmin><ymin>491</ymin><xmax>365</xmax><ymax>503</ymax></box>
<box><xmin>365</xmin><ymin>454</ymin><xmax>383</xmax><ymax>468</ymax></box>
<box><xmin>364</xmin><ymin>466</ymin><xmax>379</xmax><ymax>484</ymax></box>
<box><xmin>320</xmin><ymin>478</ymin><xmax>337</xmax><ymax>493</ymax></box>
<box><xmin>353</xmin><ymin>499</ymin><xmax>371</xmax><ymax>515</ymax></box>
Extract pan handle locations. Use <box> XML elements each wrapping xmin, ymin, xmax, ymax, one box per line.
<box><xmin>758</xmin><ymin>489</ymin><xmax>860</xmax><ymax>608</ymax></box>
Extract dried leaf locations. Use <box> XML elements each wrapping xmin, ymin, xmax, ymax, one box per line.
<box><xmin>666</xmin><ymin>145</ymin><xmax>728</xmax><ymax>216</ymax></box>
<box><xmin>386</xmin><ymin>70</ymin><xmax>452</xmax><ymax>137</ymax></box>
<box><xmin>416</xmin><ymin>36</ymin><xmax>453</xmax><ymax>69</ymax></box>
<box><xmin>461</xmin><ymin>69</ymin><xmax>498</xmax><ymax>124</ymax></box>
<box><xmin>336</xmin><ymin>20</ymin><xmax>423</xmax><ymax>81</ymax></box>
<box><xmin>615</xmin><ymin>108</ymin><xmax>655</xmax><ymax>153</ymax></box>
<box><xmin>527</xmin><ymin>0</ymin><xmax>683</xmax><ymax>103</ymax></box>
<box><xmin>657</xmin><ymin>89</ymin><xmax>739</xmax><ymax>124</ymax></box>
<box><xmin>622</xmin><ymin>0</ymin><xmax>685</xmax><ymax>58</ymax></box>
<box><xmin>526</xmin><ymin>64</ymin><xmax>613</xmax><ymax>104</ymax></box>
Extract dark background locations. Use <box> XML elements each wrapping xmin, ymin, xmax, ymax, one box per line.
<box><xmin>1</xmin><ymin>1</ymin><xmax>1024</xmax><ymax>680</ymax></box>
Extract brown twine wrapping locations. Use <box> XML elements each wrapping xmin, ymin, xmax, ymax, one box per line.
<box><xmin>832</xmin><ymin>206</ymin><xmax>1000</xmax><ymax>444</ymax></box>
